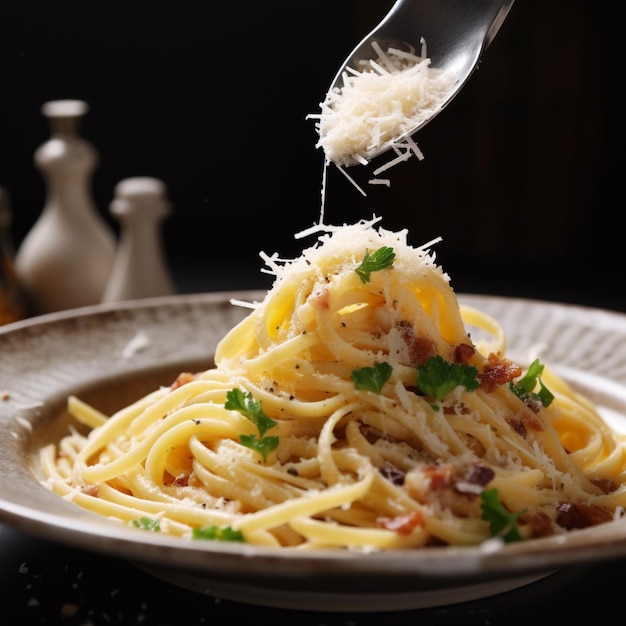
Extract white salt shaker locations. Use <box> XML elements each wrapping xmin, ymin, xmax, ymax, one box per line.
<box><xmin>101</xmin><ymin>176</ymin><xmax>176</xmax><ymax>303</ymax></box>
<box><xmin>14</xmin><ymin>100</ymin><xmax>116</xmax><ymax>314</ymax></box>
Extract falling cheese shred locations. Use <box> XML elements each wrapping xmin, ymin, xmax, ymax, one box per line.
<box><xmin>310</xmin><ymin>39</ymin><xmax>458</xmax><ymax>169</ymax></box>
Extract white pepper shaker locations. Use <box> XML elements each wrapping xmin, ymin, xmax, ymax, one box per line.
<box><xmin>14</xmin><ymin>100</ymin><xmax>116</xmax><ymax>314</ymax></box>
<box><xmin>101</xmin><ymin>176</ymin><xmax>176</xmax><ymax>303</ymax></box>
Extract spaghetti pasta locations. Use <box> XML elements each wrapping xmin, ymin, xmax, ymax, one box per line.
<box><xmin>40</xmin><ymin>218</ymin><xmax>626</xmax><ymax>549</ymax></box>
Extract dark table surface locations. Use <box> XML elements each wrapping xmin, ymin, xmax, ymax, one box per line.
<box><xmin>3</xmin><ymin>266</ymin><xmax>626</xmax><ymax>625</ymax></box>
<box><xmin>2</xmin><ymin>521</ymin><xmax>626</xmax><ymax>625</ymax></box>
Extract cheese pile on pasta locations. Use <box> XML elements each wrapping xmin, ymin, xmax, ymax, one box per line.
<box><xmin>41</xmin><ymin>219</ymin><xmax>626</xmax><ymax>549</ymax></box>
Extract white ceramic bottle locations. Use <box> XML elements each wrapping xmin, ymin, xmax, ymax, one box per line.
<box><xmin>14</xmin><ymin>100</ymin><xmax>116</xmax><ymax>314</ymax></box>
<box><xmin>101</xmin><ymin>176</ymin><xmax>176</xmax><ymax>303</ymax></box>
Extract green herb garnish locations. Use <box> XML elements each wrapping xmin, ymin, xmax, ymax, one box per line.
<box><xmin>239</xmin><ymin>432</ymin><xmax>280</xmax><ymax>461</ymax></box>
<box><xmin>225</xmin><ymin>388</ymin><xmax>279</xmax><ymax>462</ymax></box>
<box><xmin>480</xmin><ymin>488</ymin><xmax>526</xmax><ymax>543</ymax></box>
<box><xmin>192</xmin><ymin>525</ymin><xmax>245</xmax><ymax>542</ymax></box>
<box><xmin>352</xmin><ymin>362</ymin><xmax>393</xmax><ymax>394</ymax></box>
<box><xmin>510</xmin><ymin>358</ymin><xmax>554</xmax><ymax>408</ymax></box>
<box><xmin>354</xmin><ymin>246</ymin><xmax>395</xmax><ymax>283</ymax></box>
<box><xmin>225</xmin><ymin>388</ymin><xmax>276</xmax><ymax>436</ymax></box>
<box><xmin>416</xmin><ymin>355</ymin><xmax>479</xmax><ymax>403</ymax></box>
<box><xmin>132</xmin><ymin>517</ymin><xmax>160</xmax><ymax>532</ymax></box>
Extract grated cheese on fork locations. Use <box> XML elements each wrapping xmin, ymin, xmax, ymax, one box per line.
<box><xmin>309</xmin><ymin>39</ymin><xmax>458</xmax><ymax>169</ymax></box>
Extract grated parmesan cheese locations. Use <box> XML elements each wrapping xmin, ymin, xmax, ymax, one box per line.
<box><xmin>310</xmin><ymin>40</ymin><xmax>458</xmax><ymax>169</ymax></box>
<box><xmin>262</xmin><ymin>216</ymin><xmax>445</xmax><ymax>291</ymax></box>
<box><xmin>233</xmin><ymin>217</ymin><xmax>445</xmax><ymax>312</ymax></box>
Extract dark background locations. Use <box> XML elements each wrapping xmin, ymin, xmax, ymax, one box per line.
<box><xmin>0</xmin><ymin>1</ymin><xmax>621</xmax><ymax>307</ymax></box>
<box><xmin>1</xmin><ymin>4</ymin><xmax>625</xmax><ymax>621</ymax></box>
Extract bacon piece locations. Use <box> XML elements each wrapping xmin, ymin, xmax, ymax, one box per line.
<box><xmin>519</xmin><ymin>408</ymin><xmax>545</xmax><ymax>431</ymax></box>
<box><xmin>454</xmin><ymin>464</ymin><xmax>495</xmax><ymax>497</ymax></box>
<box><xmin>379</xmin><ymin>464</ymin><xmax>405</xmax><ymax>486</ymax></box>
<box><xmin>556</xmin><ymin>502</ymin><xmax>614</xmax><ymax>529</ymax></box>
<box><xmin>479</xmin><ymin>353</ymin><xmax>522</xmax><ymax>393</ymax></box>
<box><xmin>407</xmin><ymin>462</ymin><xmax>495</xmax><ymax>519</ymax></box>
<box><xmin>422</xmin><ymin>464</ymin><xmax>455</xmax><ymax>490</ymax></box>
<box><xmin>171</xmin><ymin>372</ymin><xmax>195</xmax><ymax>390</ymax></box>
<box><xmin>443</xmin><ymin>402</ymin><xmax>471</xmax><ymax>416</ymax></box>
<box><xmin>405</xmin><ymin>465</ymin><xmax>453</xmax><ymax>503</ymax></box>
<box><xmin>81</xmin><ymin>484</ymin><xmax>99</xmax><ymax>497</ymax></box>
<box><xmin>506</xmin><ymin>415</ymin><xmax>527</xmax><ymax>437</ymax></box>
<box><xmin>406</xmin><ymin>462</ymin><xmax>496</xmax><ymax>519</ymax></box>
<box><xmin>591</xmin><ymin>477</ymin><xmax>617</xmax><ymax>494</ymax></box>
<box><xmin>506</xmin><ymin>407</ymin><xmax>545</xmax><ymax>436</ymax></box>
<box><xmin>463</xmin><ymin>464</ymin><xmax>495</xmax><ymax>487</ymax></box>
<box><xmin>524</xmin><ymin>396</ymin><xmax>544</xmax><ymax>414</ymax></box>
<box><xmin>171</xmin><ymin>472</ymin><xmax>192</xmax><ymax>487</ymax></box>
<box><xmin>454</xmin><ymin>343</ymin><xmax>475</xmax><ymax>364</ymax></box>
<box><xmin>395</xmin><ymin>321</ymin><xmax>437</xmax><ymax>365</ymax></box>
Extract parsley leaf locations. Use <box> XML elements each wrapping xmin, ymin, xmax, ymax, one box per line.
<box><xmin>480</xmin><ymin>488</ymin><xmax>526</xmax><ymax>543</ymax></box>
<box><xmin>132</xmin><ymin>517</ymin><xmax>160</xmax><ymax>532</ymax></box>
<box><xmin>225</xmin><ymin>388</ymin><xmax>277</xmax><ymax>437</ymax></box>
<box><xmin>352</xmin><ymin>362</ymin><xmax>393</xmax><ymax>394</ymax></box>
<box><xmin>225</xmin><ymin>388</ymin><xmax>279</xmax><ymax>461</ymax></box>
<box><xmin>509</xmin><ymin>358</ymin><xmax>554</xmax><ymax>408</ymax></box>
<box><xmin>354</xmin><ymin>246</ymin><xmax>395</xmax><ymax>283</ymax></box>
<box><xmin>416</xmin><ymin>355</ymin><xmax>479</xmax><ymax>402</ymax></box>
<box><xmin>239</xmin><ymin>433</ymin><xmax>279</xmax><ymax>462</ymax></box>
<box><xmin>192</xmin><ymin>525</ymin><xmax>245</xmax><ymax>542</ymax></box>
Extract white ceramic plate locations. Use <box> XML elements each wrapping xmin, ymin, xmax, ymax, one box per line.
<box><xmin>2</xmin><ymin>291</ymin><xmax>626</xmax><ymax>612</ymax></box>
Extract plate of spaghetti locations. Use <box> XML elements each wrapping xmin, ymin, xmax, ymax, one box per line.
<box><xmin>2</xmin><ymin>217</ymin><xmax>626</xmax><ymax>612</ymax></box>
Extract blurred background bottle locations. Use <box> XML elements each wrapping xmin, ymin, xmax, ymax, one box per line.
<box><xmin>101</xmin><ymin>176</ymin><xmax>176</xmax><ymax>303</ymax></box>
<box><xmin>14</xmin><ymin>100</ymin><xmax>116</xmax><ymax>315</ymax></box>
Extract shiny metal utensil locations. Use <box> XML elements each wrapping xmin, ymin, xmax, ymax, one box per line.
<box><xmin>322</xmin><ymin>0</ymin><xmax>515</xmax><ymax>166</ymax></box>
